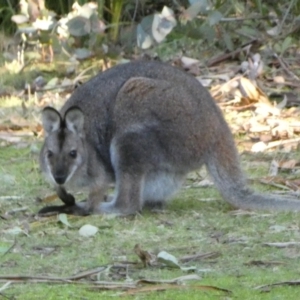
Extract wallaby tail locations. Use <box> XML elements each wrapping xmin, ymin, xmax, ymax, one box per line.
<box><xmin>205</xmin><ymin>140</ymin><xmax>300</xmax><ymax>212</ymax></box>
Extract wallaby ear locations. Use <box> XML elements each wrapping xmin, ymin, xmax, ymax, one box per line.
<box><xmin>64</xmin><ymin>107</ymin><xmax>84</xmax><ymax>134</ymax></box>
<box><xmin>42</xmin><ymin>107</ymin><xmax>62</xmax><ymax>135</ymax></box>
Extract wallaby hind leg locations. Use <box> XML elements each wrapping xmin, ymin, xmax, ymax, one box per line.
<box><xmin>100</xmin><ymin>132</ymin><xmax>151</xmax><ymax>215</ymax></box>
<box><xmin>99</xmin><ymin>172</ymin><xmax>143</xmax><ymax>215</ymax></box>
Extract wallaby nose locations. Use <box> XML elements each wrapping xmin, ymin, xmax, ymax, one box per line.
<box><xmin>54</xmin><ymin>175</ymin><xmax>66</xmax><ymax>185</ymax></box>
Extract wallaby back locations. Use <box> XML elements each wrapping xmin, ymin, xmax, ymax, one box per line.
<box><xmin>60</xmin><ymin>61</ymin><xmax>224</xmax><ymax>168</ymax></box>
<box><xmin>39</xmin><ymin>60</ymin><xmax>300</xmax><ymax>215</ymax></box>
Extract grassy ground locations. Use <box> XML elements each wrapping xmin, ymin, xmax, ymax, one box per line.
<box><xmin>2</xmin><ymin>141</ymin><xmax>300</xmax><ymax>299</ymax></box>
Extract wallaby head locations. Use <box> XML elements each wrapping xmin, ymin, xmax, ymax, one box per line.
<box><xmin>40</xmin><ymin>106</ymin><xmax>86</xmax><ymax>186</ymax></box>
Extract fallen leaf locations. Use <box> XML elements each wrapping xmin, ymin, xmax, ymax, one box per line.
<box><xmin>58</xmin><ymin>213</ymin><xmax>72</xmax><ymax>227</ymax></box>
<box><xmin>181</xmin><ymin>56</ymin><xmax>200</xmax><ymax>69</ymax></box>
<box><xmin>179</xmin><ymin>251</ymin><xmax>221</xmax><ymax>263</ymax></box>
<box><xmin>134</xmin><ymin>244</ymin><xmax>153</xmax><ymax>267</ymax></box>
<box><xmin>251</xmin><ymin>141</ymin><xmax>267</xmax><ymax>152</ymax></box>
<box><xmin>79</xmin><ymin>224</ymin><xmax>98</xmax><ymax>237</ymax></box>
<box><xmin>196</xmin><ymin>77</ymin><xmax>212</xmax><ymax>87</ymax></box>
<box><xmin>40</xmin><ymin>194</ymin><xmax>59</xmax><ymax>203</ymax></box>
<box><xmin>9</xmin><ymin>115</ymin><xmax>31</xmax><ymax>128</ymax></box>
<box><xmin>278</xmin><ymin>159</ymin><xmax>298</xmax><ymax>169</ymax></box>
<box><xmin>285</xmin><ymin>179</ymin><xmax>300</xmax><ymax>191</ymax></box>
<box><xmin>157</xmin><ymin>251</ymin><xmax>180</xmax><ymax>268</ymax></box>
<box><xmin>274</xmin><ymin>76</ymin><xmax>285</xmax><ymax>83</ymax></box>
<box><xmin>239</xmin><ymin>77</ymin><xmax>271</xmax><ymax>105</ymax></box>
<box><xmin>4</xmin><ymin>226</ymin><xmax>28</xmax><ymax>236</ymax></box>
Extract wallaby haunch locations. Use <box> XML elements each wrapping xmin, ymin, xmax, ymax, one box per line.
<box><xmin>39</xmin><ymin>60</ymin><xmax>300</xmax><ymax>215</ymax></box>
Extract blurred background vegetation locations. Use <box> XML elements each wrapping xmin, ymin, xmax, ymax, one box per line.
<box><xmin>0</xmin><ymin>0</ymin><xmax>299</xmax><ymax>58</ymax></box>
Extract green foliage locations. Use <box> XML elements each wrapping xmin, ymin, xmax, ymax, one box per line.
<box><xmin>108</xmin><ymin>0</ymin><xmax>124</xmax><ymax>42</ymax></box>
<box><xmin>0</xmin><ymin>0</ymin><xmax>17</xmax><ymax>34</ymax></box>
<box><xmin>45</xmin><ymin>0</ymin><xmax>71</xmax><ymax>15</ymax></box>
<box><xmin>10</xmin><ymin>0</ymin><xmax>106</xmax><ymax>61</ymax></box>
<box><xmin>1</xmin><ymin>0</ymin><xmax>300</xmax><ymax>60</ymax></box>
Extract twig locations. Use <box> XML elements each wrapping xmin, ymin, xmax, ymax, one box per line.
<box><xmin>265</xmin><ymin>137</ymin><xmax>300</xmax><ymax>150</ymax></box>
<box><xmin>226</xmin><ymin>104</ymin><xmax>256</xmax><ymax>111</ymax></box>
<box><xmin>0</xmin><ymin>267</ymin><xmax>218</xmax><ymax>295</ymax></box>
<box><xmin>197</xmin><ymin>15</ymin><xmax>281</xmax><ymax>22</ymax></box>
<box><xmin>6</xmin><ymin>207</ymin><xmax>28</xmax><ymax>215</ymax></box>
<box><xmin>0</xmin><ymin>196</ymin><xmax>24</xmax><ymax>201</ymax></box>
<box><xmin>73</xmin><ymin>65</ymin><xmax>98</xmax><ymax>84</ymax></box>
<box><xmin>36</xmin><ymin>84</ymin><xmax>75</xmax><ymax>92</ymax></box>
<box><xmin>260</xmin><ymin>180</ymin><xmax>291</xmax><ymax>191</ymax></box>
<box><xmin>180</xmin><ymin>251</ymin><xmax>221</xmax><ymax>263</ymax></box>
<box><xmin>277</xmin><ymin>0</ymin><xmax>297</xmax><ymax>35</ymax></box>
<box><xmin>0</xmin><ymin>272</ymin><xmax>201</xmax><ymax>284</ymax></box>
<box><xmin>132</xmin><ymin>0</ymin><xmax>138</xmax><ymax>22</ymax></box>
<box><xmin>255</xmin><ymin>279</ymin><xmax>300</xmax><ymax>290</ymax></box>
<box><xmin>206</xmin><ymin>40</ymin><xmax>258</xmax><ymax>67</ymax></box>
<box><xmin>0</xmin><ymin>267</ymin><xmax>107</xmax><ymax>283</ymax></box>
<box><xmin>17</xmin><ymin>58</ymin><xmax>34</xmax><ymax>74</ymax></box>
<box><xmin>220</xmin><ymin>15</ymin><xmax>284</xmax><ymax>22</ymax></box>
<box><xmin>273</xmin><ymin>52</ymin><xmax>300</xmax><ymax>81</ymax></box>
<box><xmin>67</xmin><ymin>267</ymin><xmax>107</xmax><ymax>280</ymax></box>
<box><xmin>2</xmin><ymin>240</ymin><xmax>17</xmax><ymax>257</ymax></box>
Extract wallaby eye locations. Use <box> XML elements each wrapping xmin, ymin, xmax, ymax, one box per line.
<box><xmin>69</xmin><ymin>150</ymin><xmax>77</xmax><ymax>158</ymax></box>
<box><xmin>47</xmin><ymin>150</ymin><xmax>53</xmax><ymax>158</ymax></box>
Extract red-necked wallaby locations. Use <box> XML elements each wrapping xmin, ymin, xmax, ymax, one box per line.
<box><xmin>39</xmin><ymin>60</ymin><xmax>300</xmax><ymax>215</ymax></box>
